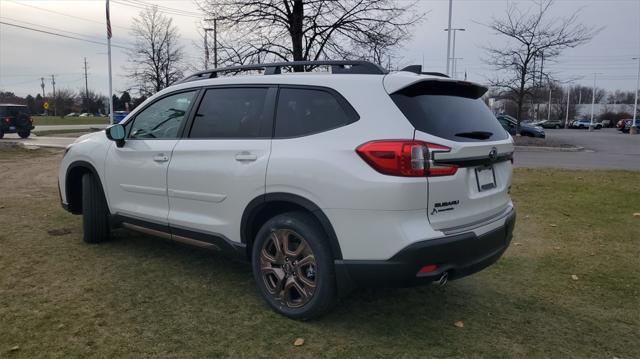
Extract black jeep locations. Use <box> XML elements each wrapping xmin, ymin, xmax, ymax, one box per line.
<box><xmin>0</xmin><ymin>104</ymin><xmax>34</xmax><ymax>139</ymax></box>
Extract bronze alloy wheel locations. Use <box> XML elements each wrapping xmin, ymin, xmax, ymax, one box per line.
<box><xmin>260</xmin><ymin>229</ymin><xmax>317</xmax><ymax>308</ymax></box>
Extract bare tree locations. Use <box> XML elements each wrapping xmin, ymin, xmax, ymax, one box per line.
<box><xmin>128</xmin><ymin>6</ymin><xmax>184</xmax><ymax>95</ymax></box>
<box><xmin>484</xmin><ymin>0</ymin><xmax>597</xmax><ymax>129</ymax></box>
<box><xmin>196</xmin><ymin>0</ymin><xmax>423</xmax><ymax>69</ymax></box>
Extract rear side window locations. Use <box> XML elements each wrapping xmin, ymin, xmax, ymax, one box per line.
<box><xmin>391</xmin><ymin>81</ymin><xmax>507</xmax><ymax>142</ymax></box>
<box><xmin>275</xmin><ymin>87</ymin><xmax>358</xmax><ymax>138</ymax></box>
<box><xmin>189</xmin><ymin>88</ymin><xmax>269</xmax><ymax>138</ymax></box>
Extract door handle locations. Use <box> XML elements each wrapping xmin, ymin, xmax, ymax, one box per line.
<box><xmin>153</xmin><ymin>154</ymin><xmax>169</xmax><ymax>163</ymax></box>
<box><xmin>235</xmin><ymin>152</ymin><xmax>257</xmax><ymax>162</ymax></box>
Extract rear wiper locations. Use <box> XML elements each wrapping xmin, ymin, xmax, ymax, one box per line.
<box><xmin>455</xmin><ymin>131</ymin><xmax>493</xmax><ymax>140</ymax></box>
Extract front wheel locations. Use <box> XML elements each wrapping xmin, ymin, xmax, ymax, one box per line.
<box><xmin>252</xmin><ymin>212</ymin><xmax>336</xmax><ymax>320</ymax></box>
<box><xmin>18</xmin><ymin>131</ymin><xmax>30</xmax><ymax>138</ymax></box>
<box><xmin>81</xmin><ymin>173</ymin><xmax>111</xmax><ymax>243</ymax></box>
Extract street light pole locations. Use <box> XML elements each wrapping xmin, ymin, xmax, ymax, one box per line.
<box><xmin>444</xmin><ymin>28</ymin><xmax>465</xmax><ymax>78</ymax></box>
<box><xmin>632</xmin><ymin>57</ymin><xmax>639</xmax><ymax>134</ymax></box>
<box><xmin>204</xmin><ymin>18</ymin><xmax>220</xmax><ymax>69</ymax></box>
<box><xmin>565</xmin><ymin>86</ymin><xmax>571</xmax><ymax>129</ymax></box>
<box><xmin>547</xmin><ymin>83</ymin><xmax>552</xmax><ymax>122</ymax></box>
<box><xmin>589</xmin><ymin>72</ymin><xmax>599</xmax><ymax>131</ymax></box>
<box><xmin>445</xmin><ymin>0</ymin><xmax>453</xmax><ymax>76</ymax></box>
<box><xmin>204</xmin><ymin>28</ymin><xmax>211</xmax><ymax>70</ymax></box>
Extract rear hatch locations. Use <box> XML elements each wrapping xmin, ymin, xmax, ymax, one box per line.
<box><xmin>0</xmin><ymin>105</ymin><xmax>31</xmax><ymax>128</ymax></box>
<box><xmin>389</xmin><ymin>78</ymin><xmax>514</xmax><ymax>231</ymax></box>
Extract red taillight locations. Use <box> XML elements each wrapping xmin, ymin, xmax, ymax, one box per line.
<box><xmin>418</xmin><ymin>264</ymin><xmax>438</xmax><ymax>274</ymax></box>
<box><xmin>3</xmin><ymin>117</ymin><xmax>10</xmax><ymax>124</ymax></box>
<box><xmin>356</xmin><ymin>140</ymin><xmax>457</xmax><ymax>177</ymax></box>
<box><xmin>29</xmin><ymin>116</ymin><xmax>33</xmax><ymax>123</ymax></box>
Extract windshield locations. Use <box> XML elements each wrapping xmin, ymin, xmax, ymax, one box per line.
<box><xmin>391</xmin><ymin>81</ymin><xmax>508</xmax><ymax>142</ymax></box>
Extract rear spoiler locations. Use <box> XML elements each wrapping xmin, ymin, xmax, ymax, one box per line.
<box><xmin>384</xmin><ymin>69</ymin><xmax>488</xmax><ymax>99</ymax></box>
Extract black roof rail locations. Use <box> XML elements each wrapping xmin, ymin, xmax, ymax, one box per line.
<box><xmin>400</xmin><ymin>65</ymin><xmax>449</xmax><ymax>78</ymax></box>
<box><xmin>177</xmin><ymin>60</ymin><xmax>388</xmax><ymax>84</ymax></box>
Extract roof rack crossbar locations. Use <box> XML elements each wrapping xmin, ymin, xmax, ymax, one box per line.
<box><xmin>400</xmin><ymin>65</ymin><xmax>449</xmax><ymax>78</ymax></box>
<box><xmin>177</xmin><ymin>60</ymin><xmax>388</xmax><ymax>84</ymax></box>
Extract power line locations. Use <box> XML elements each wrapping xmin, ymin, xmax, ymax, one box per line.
<box><xmin>112</xmin><ymin>0</ymin><xmax>203</xmax><ymax>18</ymax></box>
<box><xmin>7</xmin><ymin>0</ymin><xmax>129</xmax><ymax>30</ymax></box>
<box><xmin>0</xmin><ymin>16</ymin><xmax>126</xmax><ymax>45</ymax></box>
<box><xmin>0</xmin><ymin>21</ymin><xmax>132</xmax><ymax>50</ymax></box>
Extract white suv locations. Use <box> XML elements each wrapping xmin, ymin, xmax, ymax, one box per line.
<box><xmin>58</xmin><ymin>61</ymin><xmax>516</xmax><ymax>319</ymax></box>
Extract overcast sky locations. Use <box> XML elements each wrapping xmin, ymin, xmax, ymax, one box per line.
<box><xmin>1</xmin><ymin>0</ymin><xmax>639</xmax><ymax>98</ymax></box>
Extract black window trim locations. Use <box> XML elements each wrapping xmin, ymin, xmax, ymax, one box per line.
<box><xmin>123</xmin><ymin>88</ymin><xmax>202</xmax><ymax>140</ymax></box>
<box><xmin>183</xmin><ymin>84</ymin><xmax>277</xmax><ymax>140</ymax></box>
<box><xmin>272</xmin><ymin>85</ymin><xmax>360</xmax><ymax>139</ymax></box>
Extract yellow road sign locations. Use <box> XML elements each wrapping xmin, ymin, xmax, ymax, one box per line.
<box><xmin>43</xmin><ymin>102</ymin><xmax>49</xmax><ymax>110</ymax></box>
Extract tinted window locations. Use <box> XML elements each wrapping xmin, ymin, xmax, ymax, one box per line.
<box><xmin>391</xmin><ymin>82</ymin><xmax>507</xmax><ymax>142</ymax></box>
<box><xmin>0</xmin><ymin>106</ymin><xmax>29</xmax><ymax>117</ymax></box>
<box><xmin>189</xmin><ymin>88</ymin><xmax>269</xmax><ymax>138</ymax></box>
<box><xmin>275</xmin><ymin>88</ymin><xmax>358</xmax><ymax>138</ymax></box>
<box><xmin>129</xmin><ymin>91</ymin><xmax>196</xmax><ymax>139</ymax></box>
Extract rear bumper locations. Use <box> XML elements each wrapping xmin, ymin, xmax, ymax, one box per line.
<box><xmin>334</xmin><ymin>208</ymin><xmax>515</xmax><ymax>290</ymax></box>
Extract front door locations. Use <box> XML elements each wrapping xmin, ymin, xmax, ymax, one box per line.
<box><xmin>105</xmin><ymin>90</ymin><xmax>198</xmax><ymax>224</ymax></box>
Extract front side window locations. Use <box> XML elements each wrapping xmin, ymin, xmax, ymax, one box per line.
<box><xmin>129</xmin><ymin>91</ymin><xmax>196</xmax><ymax>139</ymax></box>
<box><xmin>274</xmin><ymin>88</ymin><xmax>358</xmax><ymax>138</ymax></box>
<box><xmin>189</xmin><ymin>87</ymin><xmax>269</xmax><ymax>138</ymax></box>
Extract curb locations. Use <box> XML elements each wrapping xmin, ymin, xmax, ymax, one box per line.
<box><xmin>515</xmin><ymin>145</ymin><xmax>584</xmax><ymax>152</ymax></box>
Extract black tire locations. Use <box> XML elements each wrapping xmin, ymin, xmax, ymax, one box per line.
<box><xmin>18</xmin><ymin>131</ymin><xmax>30</xmax><ymax>138</ymax></box>
<box><xmin>555</xmin><ymin>125</ymin><xmax>561</xmax><ymax>129</ymax></box>
<box><xmin>252</xmin><ymin>211</ymin><xmax>336</xmax><ymax>320</ymax></box>
<box><xmin>0</xmin><ymin>129</ymin><xmax>4</xmax><ymax>139</ymax></box>
<box><xmin>81</xmin><ymin>173</ymin><xmax>111</xmax><ymax>243</ymax></box>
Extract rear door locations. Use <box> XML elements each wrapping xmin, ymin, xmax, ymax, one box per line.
<box><xmin>390</xmin><ymin>80</ymin><xmax>514</xmax><ymax>231</ymax></box>
<box><xmin>167</xmin><ymin>86</ymin><xmax>275</xmax><ymax>242</ymax></box>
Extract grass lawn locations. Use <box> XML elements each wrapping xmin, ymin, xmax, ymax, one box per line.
<box><xmin>33</xmin><ymin>129</ymin><xmax>99</xmax><ymax>137</ymax></box>
<box><xmin>0</xmin><ymin>147</ymin><xmax>638</xmax><ymax>358</ymax></box>
<box><xmin>32</xmin><ymin>116</ymin><xmax>110</xmax><ymax>126</ymax></box>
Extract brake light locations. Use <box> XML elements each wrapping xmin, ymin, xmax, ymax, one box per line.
<box><xmin>356</xmin><ymin>140</ymin><xmax>457</xmax><ymax>177</ymax></box>
<box><xmin>3</xmin><ymin>117</ymin><xmax>10</xmax><ymax>124</ymax></box>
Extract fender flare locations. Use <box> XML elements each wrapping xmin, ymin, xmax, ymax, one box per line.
<box><xmin>241</xmin><ymin>193</ymin><xmax>343</xmax><ymax>260</ymax></box>
<box><xmin>65</xmin><ymin>160</ymin><xmax>107</xmax><ymax>214</ymax></box>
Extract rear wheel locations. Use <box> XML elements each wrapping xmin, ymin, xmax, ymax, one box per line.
<box><xmin>555</xmin><ymin>125</ymin><xmax>561</xmax><ymax>129</ymax></box>
<box><xmin>81</xmin><ymin>173</ymin><xmax>111</xmax><ymax>243</ymax></box>
<box><xmin>18</xmin><ymin>131</ymin><xmax>30</xmax><ymax>138</ymax></box>
<box><xmin>252</xmin><ymin>212</ymin><xmax>336</xmax><ymax>320</ymax></box>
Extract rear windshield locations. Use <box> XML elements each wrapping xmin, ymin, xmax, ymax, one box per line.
<box><xmin>0</xmin><ymin>106</ymin><xmax>30</xmax><ymax>117</ymax></box>
<box><xmin>391</xmin><ymin>81</ymin><xmax>507</xmax><ymax>142</ymax></box>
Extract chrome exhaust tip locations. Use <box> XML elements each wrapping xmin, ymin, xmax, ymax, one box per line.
<box><xmin>435</xmin><ymin>272</ymin><xmax>448</xmax><ymax>287</ymax></box>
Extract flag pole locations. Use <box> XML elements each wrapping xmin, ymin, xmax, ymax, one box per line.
<box><xmin>106</xmin><ymin>0</ymin><xmax>114</xmax><ymax>125</ymax></box>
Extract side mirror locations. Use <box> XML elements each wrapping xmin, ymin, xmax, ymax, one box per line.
<box><xmin>105</xmin><ymin>124</ymin><xmax>126</xmax><ymax>148</ymax></box>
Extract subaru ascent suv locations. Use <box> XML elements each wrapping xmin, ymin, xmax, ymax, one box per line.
<box><xmin>58</xmin><ymin>61</ymin><xmax>516</xmax><ymax>320</ymax></box>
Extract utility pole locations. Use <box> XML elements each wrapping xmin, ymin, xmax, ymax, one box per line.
<box><xmin>631</xmin><ymin>57</ymin><xmax>639</xmax><ymax>134</ymax></box>
<box><xmin>204</xmin><ymin>18</ymin><xmax>219</xmax><ymax>69</ymax></box>
<box><xmin>50</xmin><ymin>74</ymin><xmax>56</xmax><ymax>117</ymax></box>
<box><xmin>565</xmin><ymin>86</ymin><xmax>571</xmax><ymax>128</ymax></box>
<box><xmin>83</xmin><ymin>57</ymin><xmax>89</xmax><ymax>112</ymax></box>
<box><xmin>445</xmin><ymin>0</ymin><xmax>453</xmax><ymax>76</ymax></box>
<box><xmin>40</xmin><ymin>77</ymin><xmax>46</xmax><ymax>115</ymax></box>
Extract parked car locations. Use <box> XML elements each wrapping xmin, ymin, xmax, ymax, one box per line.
<box><xmin>112</xmin><ymin>111</ymin><xmax>130</xmax><ymax>124</ymax></box>
<box><xmin>79</xmin><ymin>113</ymin><xmax>91</xmax><ymax>117</ymax></box>
<box><xmin>58</xmin><ymin>61</ymin><xmax>516</xmax><ymax>319</ymax></box>
<box><xmin>619</xmin><ymin>119</ymin><xmax>640</xmax><ymax>133</ymax></box>
<box><xmin>65</xmin><ymin>112</ymin><xmax>79</xmax><ymax>117</ymax></box>
<box><xmin>537</xmin><ymin>120</ymin><xmax>563</xmax><ymax>129</ymax></box>
<box><xmin>496</xmin><ymin>115</ymin><xmax>546</xmax><ymax>138</ymax></box>
<box><xmin>617</xmin><ymin>119</ymin><xmax>631</xmax><ymax>129</ymax></box>
<box><xmin>0</xmin><ymin>103</ymin><xmax>34</xmax><ymax>138</ymax></box>
<box><xmin>572</xmin><ymin>119</ymin><xmax>602</xmax><ymax>129</ymax></box>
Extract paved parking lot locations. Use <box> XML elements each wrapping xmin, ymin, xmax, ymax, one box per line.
<box><xmin>515</xmin><ymin>128</ymin><xmax>640</xmax><ymax>170</ymax></box>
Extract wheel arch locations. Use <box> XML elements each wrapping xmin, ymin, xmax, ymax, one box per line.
<box><xmin>65</xmin><ymin>161</ymin><xmax>107</xmax><ymax>215</ymax></box>
<box><xmin>241</xmin><ymin>193</ymin><xmax>343</xmax><ymax>260</ymax></box>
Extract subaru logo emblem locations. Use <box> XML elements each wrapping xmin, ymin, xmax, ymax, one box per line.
<box><xmin>489</xmin><ymin>147</ymin><xmax>498</xmax><ymax>161</ymax></box>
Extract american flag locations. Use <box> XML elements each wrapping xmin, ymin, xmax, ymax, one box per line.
<box><xmin>106</xmin><ymin>0</ymin><xmax>112</xmax><ymax>39</ymax></box>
